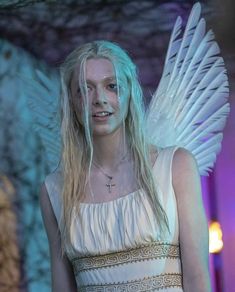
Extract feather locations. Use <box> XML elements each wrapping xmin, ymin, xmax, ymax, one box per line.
<box><xmin>20</xmin><ymin>68</ymin><xmax>61</xmax><ymax>172</ymax></box>
<box><xmin>146</xmin><ymin>2</ymin><xmax>230</xmax><ymax>175</ymax></box>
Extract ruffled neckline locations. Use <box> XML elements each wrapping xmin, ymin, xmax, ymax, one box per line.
<box><xmin>79</xmin><ymin>188</ymin><xmax>143</xmax><ymax>206</ymax></box>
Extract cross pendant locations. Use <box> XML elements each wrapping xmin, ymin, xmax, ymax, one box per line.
<box><xmin>106</xmin><ymin>180</ymin><xmax>115</xmax><ymax>193</ymax></box>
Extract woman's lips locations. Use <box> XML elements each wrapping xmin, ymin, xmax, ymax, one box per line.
<box><xmin>92</xmin><ymin>113</ymin><xmax>113</xmax><ymax>122</ymax></box>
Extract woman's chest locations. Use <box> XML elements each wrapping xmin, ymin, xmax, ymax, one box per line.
<box><xmin>82</xmin><ymin>161</ymin><xmax>139</xmax><ymax>204</ymax></box>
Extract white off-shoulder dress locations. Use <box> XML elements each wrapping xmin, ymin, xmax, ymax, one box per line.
<box><xmin>45</xmin><ymin>146</ymin><xmax>183</xmax><ymax>291</ymax></box>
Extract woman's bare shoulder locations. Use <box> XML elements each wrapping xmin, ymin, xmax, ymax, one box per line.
<box><xmin>174</xmin><ymin>147</ymin><xmax>195</xmax><ymax>160</ymax></box>
<box><xmin>173</xmin><ymin>147</ymin><xmax>197</xmax><ymax>174</ymax></box>
<box><xmin>172</xmin><ymin>147</ymin><xmax>200</xmax><ymax>196</ymax></box>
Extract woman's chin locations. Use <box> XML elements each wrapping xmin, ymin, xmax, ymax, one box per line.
<box><xmin>92</xmin><ymin>125</ymin><xmax>121</xmax><ymax>138</ymax></box>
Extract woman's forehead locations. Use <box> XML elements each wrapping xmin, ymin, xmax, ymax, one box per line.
<box><xmin>72</xmin><ymin>57</ymin><xmax>126</xmax><ymax>83</ymax></box>
<box><xmin>85</xmin><ymin>58</ymin><xmax>115</xmax><ymax>81</ymax></box>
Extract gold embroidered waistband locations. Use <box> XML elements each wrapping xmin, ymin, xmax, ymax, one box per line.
<box><xmin>79</xmin><ymin>273</ymin><xmax>182</xmax><ymax>291</ymax></box>
<box><xmin>72</xmin><ymin>242</ymin><xmax>180</xmax><ymax>273</ymax></box>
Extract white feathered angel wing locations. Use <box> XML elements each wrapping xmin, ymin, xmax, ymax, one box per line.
<box><xmin>22</xmin><ymin>68</ymin><xmax>61</xmax><ymax>172</ymax></box>
<box><xmin>145</xmin><ymin>2</ymin><xmax>230</xmax><ymax>175</ymax></box>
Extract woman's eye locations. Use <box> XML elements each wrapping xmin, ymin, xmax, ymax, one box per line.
<box><xmin>77</xmin><ymin>86</ymin><xmax>92</xmax><ymax>95</ymax></box>
<box><xmin>108</xmin><ymin>83</ymin><xmax>117</xmax><ymax>91</ymax></box>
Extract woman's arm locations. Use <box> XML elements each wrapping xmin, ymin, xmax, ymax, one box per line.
<box><xmin>40</xmin><ymin>183</ymin><xmax>77</xmax><ymax>292</ymax></box>
<box><xmin>172</xmin><ymin>148</ymin><xmax>211</xmax><ymax>292</ymax></box>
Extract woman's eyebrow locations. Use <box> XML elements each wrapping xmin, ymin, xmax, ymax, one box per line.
<box><xmin>104</xmin><ymin>76</ymin><xmax>116</xmax><ymax>81</ymax></box>
<box><xmin>85</xmin><ymin>76</ymin><xmax>117</xmax><ymax>84</ymax></box>
<box><xmin>105</xmin><ymin>76</ymin><xmax>126</xmax><ymax>83</ymax></box>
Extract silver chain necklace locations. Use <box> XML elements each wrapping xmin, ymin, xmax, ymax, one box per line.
<box><xmin>92</xmin><ymin>152</ymin><xmax>129</xmax><ymax>193</ymax></box>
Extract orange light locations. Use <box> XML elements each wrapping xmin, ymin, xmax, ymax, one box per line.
<box><xmin>209</xmin><ymin>221</ymin><xmax>223</xmax><ymax>253</ymax></box>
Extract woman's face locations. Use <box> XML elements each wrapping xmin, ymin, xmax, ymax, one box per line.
<box><xmin>71</xmin><ymin>58</ymin><xmax>130</xmax><ymax>137</ymax></box>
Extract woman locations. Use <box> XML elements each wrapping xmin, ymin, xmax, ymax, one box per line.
<box><xmin>40</xmin><ymin>41</ymin><xmax>211</xmax><ymax>291</ymax></box>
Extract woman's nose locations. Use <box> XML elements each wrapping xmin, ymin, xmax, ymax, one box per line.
<box><xmin>93</xmin><ymin>88</ymin><xmax>107</xmax><ymax>105</ymax></box>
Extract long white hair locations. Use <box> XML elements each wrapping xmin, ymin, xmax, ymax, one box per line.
<box><xmin>59</xmin><ymin>40</ymin><xmax>168</xmax><ymax>252</ymax></box>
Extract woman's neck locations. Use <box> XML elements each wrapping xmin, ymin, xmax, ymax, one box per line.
<box><xmin>92</xmin><ymin>129</ymin><xmax>131</xmax><ymax>170</ymax></box>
